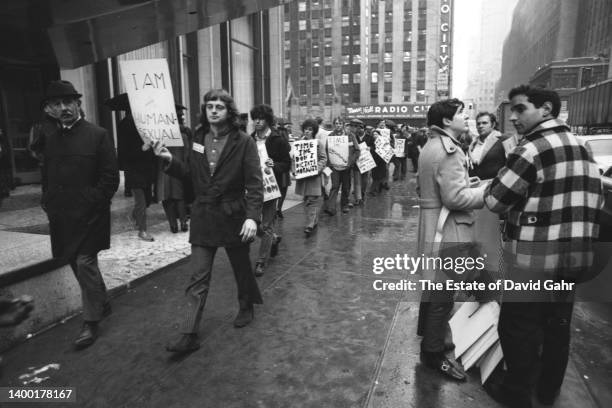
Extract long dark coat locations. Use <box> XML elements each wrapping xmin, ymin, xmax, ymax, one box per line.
<box><xmin>166</xmin><ymin>126</ymin><xmax>263</xmax><ymax>247</ymax></box>
<box><xmin>250</xmin><ymin>128</ymin><xmax>292</xmax><ymax>188</ymax></box>
<box><xmin>41</xmin><ymin>119</ymin><xmax>119</xmax><ymax>260</ymax></box>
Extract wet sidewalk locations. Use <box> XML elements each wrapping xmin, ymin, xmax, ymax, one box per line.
<box><xmin>0</xmin><ymin>176</ymin><xmax>610</xmax><ymax>407</ymax></box>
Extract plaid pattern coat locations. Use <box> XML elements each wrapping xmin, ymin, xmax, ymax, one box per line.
<box><xmin>484</xmin><ymin>119</ymin><xmax>602</xmax><ymax>275</ymax></box>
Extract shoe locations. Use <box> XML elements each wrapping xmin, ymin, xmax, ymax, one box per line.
<box><xmin>356</xmin><ymin>199</ymin><xmax>364</xmax><ymax>206</ymax></box>
<box><xmin>234</xmin><ymin>301</ymin><xmax>254</xmax><ymax>328</ymax></box>
<box><xmin>270</xmin><ymin>236</ymin><xmax>281</xmax><ymax>258</ymax></box>
<box><xmin>420</xmin><ymin>351</ymin><xmax>466</xmax><ymax>381</ymax></box>
<box><xmin>254</xmin><ymin>262</ymin><xmax>264</xmax><ymax>277</ymax></box>
<box><xmin>138</xmin><ymin>231</ymin><xmax>154</xmax><ymax>241</ymax></box>
<box><xmin>484</xmin><ymin>380</ymin><xmax>532</xmax><ymax>408</ymax></box>
<box><xmin>276</xmin><ymin>210</ymin><xmax>284</xmax><ymax>219</ymax></box>
<box><xmin>323</xmin><ymin>209</ymin><xmax>335</xmax><ymax>216</ymax></box>
<box><xmin>170</xmin><ymin>224</ymin><xmax>178</xmax><ymax>233</ymax></box>
<box><xmin>74</xmin><ymin>322</ymin><xmax>98</xmax><ymax>350</ymax></box>
<box><xmin>367</xmin><ymin>192</ymin><xmax>377</xmax><ymax>197</ymax></box>
<box><xmin>165</xmin><ymin>334</ymin><xmax>200</xmax><ymax>353</ymax></box>
<box><xmin>347</xmin><ymin>202</ymin><xmax>354</xmax><ymax>208</ymax></box>
<box><xmin>180</xmin><ymin>221</ymin><xmax>188</xmax><ymax>232</ymax></box>
<box><xmin>382</xmin><ymin>183</ymin><xmax>390</xmax><ymax>190</ymax></box>
<box><xmin>341</xmin><ymin>207</ymin><xmax>349</xmax><ymax>214</ymax></box>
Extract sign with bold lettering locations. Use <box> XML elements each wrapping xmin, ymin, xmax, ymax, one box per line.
<box><xmin>293</xmin><ymin>139</ymin><xmax>319</xmax><ymax>179</ymax></box>
<box><xmin>375</xmin><ymin>134</ymin><xmax>394</xmax><ymax>163</ymax></box>
<box><xmin>356</xmin><ymin>142</ymin><xmax>376</xmax><ymax>173</ymax></box>
<box><xmin>326</xmin><ymin>135</ymin><xmax>349</xmax><ymax>169</ymax></box>
<box><xmin>438</xmin><ymin>0</ymin><xmax>452</xmax><ymax>95</ymax></box>
<box><xmin>119</xmin><ymin>59</ymin><xmax>183</xmax><ymax>147</ymax></box>
<box><xmin>346</xmin><ymin>104</ymin><xmax>430</xmax><ymax>119</ymax></box>
<box><xmin>257</xmin><ymin>143</ymin><xmax>281</xmax><ymax>202</ymax></box>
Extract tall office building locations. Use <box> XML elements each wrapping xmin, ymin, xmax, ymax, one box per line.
<box><xmin>283</xmin><ymin>0</ymin><xmax>454</xmax><ymax>126</ymax></box>
<box><xmin>463</xmin><ymin>0</ymin><xmax>518</xmax><ymax>112</ymax></box>
<box><xmin>496</xmin><ymin>0</ymin><xmax>611</xmax><ymax>105</ymax></box>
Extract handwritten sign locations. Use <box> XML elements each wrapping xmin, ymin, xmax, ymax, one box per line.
<box><xmin>327</xmin><ymin>135</ymin><xmax>349</xmax><ymax>169</ymax></box>
<box><xmin>394</xmin><ymin>138</ymin><xmax>406</xmax><ymax>157</ymax></box>
<box><xmin>119</xmin><ymin>59</ymin><xmax>183</xmax><ymax>147</ymax></box>
<box><xmin>375</xmin><ymin>135</ymin><xmax>394</xmax><ymax>163</ymax></box>
<box><xmin>293</xmin><ymin>139</ymin><xmax>319</xmax><ymax>179</ymax></box>
<box><xmin>356</xmin><ymin>142</ymin><xmax>376</xmax><ymax>174</ymax></box>
<box><xmin>256</xmin><ymin>143</ymin><xmax>281</xmax><ymax>202</ymax></box>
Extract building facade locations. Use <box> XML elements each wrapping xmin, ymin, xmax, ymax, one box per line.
<box><xmin>496</xmin><ymin>0</ymin><xmax>611</xmax><ymax>106</ymax></box>
<box><xmin>283</xmin><ymin>0</ymin><xmax>453</xmax><ymax>127</ymax></box>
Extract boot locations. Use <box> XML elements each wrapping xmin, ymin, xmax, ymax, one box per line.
<box><xmin>234</xmin><ymin>300</ymin><xmax>254</xmax><ymax>328</ymax></box>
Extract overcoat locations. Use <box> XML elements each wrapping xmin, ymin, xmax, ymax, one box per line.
<box><xmin>417</xmin><ymin>126</ymin><xmax>484</xmax><ymax>261</ymax></box>
<box><xmin>166</xmin><ymin>126</ymin><xmax>263</xmax><ymax>247</ymax></box>
<box><xmin>294</xmin><ymin>137</ymin><xmax>327</xmax><ymax>197</ymax></box>
<box><xmin>250</xmin><ymin>128</ymin><xmax>292</xmax><ymax>187</ymax></box>
<box><xmin>41</xmin><ymin>119</ymin><xmax>119</xmax><ymax>259</ymax></box>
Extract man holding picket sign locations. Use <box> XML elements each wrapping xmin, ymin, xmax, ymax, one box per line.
<box><xmin>250</xmin><ymin>104</ymin><xmax>291</xmax><ymax>277</ymax></box>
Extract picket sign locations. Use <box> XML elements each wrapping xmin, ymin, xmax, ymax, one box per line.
<box><xmin>256</xmin><ymin>143</ymin><xmax>281</xmax><ymax>202</ymax></box>
<box><xmin>394</xmin><ymin>138</ymin><xmax>406</xmax><ymax>157</ymax></box>
<box><xmin>375</xmin><ymin>135</ymin><xmax>394</xmax><ymax>163</ymax></box>
<box><xmin>327</xmin><ymin>135</ymin><xmax>349</xmax><ymax>168</ymax></box>
<box><xmin>293</xmin><ymin>139</ymin><xmax>319</xmax><ymax>179</ymax></box>
<box><xmin>119</xmin><ymin>59</ymin><xmax>183</xmax><ymax>147</ymax></box>
<box><xmin>356</xmin><ymin>142</ymin><xmax>376</xmax><ymax>173</ymax></box>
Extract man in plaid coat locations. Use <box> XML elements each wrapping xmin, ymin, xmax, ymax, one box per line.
<box><xmin>483</xmin><ymin>85</ymin><xmax>602</xmax><ymax>408</ymax></box>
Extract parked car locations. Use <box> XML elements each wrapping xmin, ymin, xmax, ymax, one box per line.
<box><xmin>580</xmin><ymin>135</ymin><xmax>612</xmax><ymax>176</ymax></box>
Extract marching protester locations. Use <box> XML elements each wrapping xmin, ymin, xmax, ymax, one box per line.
<box><xmin>294</xmin><ymin>118</ymin><xmax>327</xmax><ymax>235</ymax></box>
<box><xmin>117</xmin><ymin>108</ymin><xmax>157</xmax><ymax>242</ymax></box>
<box><xmin>152</xmin><ymin>89</ymin><xmax>263</xmax><ymax>353</ymax></box>
<box><xmin>483</xmin><ymin>85</ymin><xmax>603</xmax><ymax>408</ymax></box>
<box><xmin>392</xmin><ymin>125</ymin><xmax>409</xmax><ymax>182</ymax></box>
<box><xmin>157</xmin><ymin>104</ymin><xmax>193</xmax><ymax>233</ymax></box>
<box><xmin>250</xmin><ymin>104</ymin><xmax>291</xmax><ymax>277</ymax></box>
<box><xmin>37</xmin><ymin>80</ymin><xmax>119</xmax><ymax>349</ymax></box>
<box><xmin>346</xmin><ymin>118</ymin><xmax>367</xmax><ymax>206</ymax></box>
<box><xmin>416</xmin><ymin>98</ymin><xmax>490</xmax><ymax>381</ymax></box>
<box><xmin>367</xmin><ymin>129</ymin><xmax>388</xmax><ymax>196</ymax></box>
<box><xmin>323</xmin><ymin>117</ymin><xmax>360</xmax><ymax>215</ymax></box>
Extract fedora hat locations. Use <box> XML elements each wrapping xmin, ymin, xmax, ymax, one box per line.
<box><xmin>43</xmin><ymin>80</ymin><xmax>82</xmax><ymax>102</ymax></box>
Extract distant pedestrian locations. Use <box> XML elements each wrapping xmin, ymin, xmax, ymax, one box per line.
<box><xmin>153</xmin><ymin>89</ymin><xmax>263</xmax><ymax>354</ymax></box>
<box><xmin>39</xmin><ymin>80</ymin><xmax>119</xmax><ymax>349</ymax></box>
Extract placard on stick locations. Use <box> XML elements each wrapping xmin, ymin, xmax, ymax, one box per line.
<box><xmin>119</xmin><ymin>59</ymin><xmax>183</xmax><ymax>147</ymax></box>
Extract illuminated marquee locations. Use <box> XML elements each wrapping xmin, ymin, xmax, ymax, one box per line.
<box><xmin>346</xmin><ymin>104</ymin><xmax>431</xmax><ymax>119</ymax></box>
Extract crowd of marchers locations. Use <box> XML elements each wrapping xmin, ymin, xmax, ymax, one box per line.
<box><xmin>0</xmin><ymin>79</ymin><xmax>607</xmax><ymax>408</ymax></box>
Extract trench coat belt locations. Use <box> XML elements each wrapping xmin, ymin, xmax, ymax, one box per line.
<box><xmin>418</xmin><ymin>198</ymin><xmax>442</xmax><ymax>209</ymax></box>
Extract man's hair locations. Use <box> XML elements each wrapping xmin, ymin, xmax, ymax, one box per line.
<box><xmin>199</xmin><ymin>89</ymin><xmax>241</xmax><ymax>131</ymax></box>
<box><xmin>508</xmin><ymin>85</ymin><xmax>561</xmax><ymax>117</ymax></box>
<box><xmin>333</xmin><ymin>116</ymin><xmax>344</xmax><ymax>125</ymax></box>
<box><xmin>315</xmin><ymin>116</ymin><xmax>324</xmax><ymax>125</ymax></box>
<box><xmin>301</xmin><ymin>118</ymin><xmax>319</xmax><ymax>135</ymax></box>
<box><xmin>427</xmin><ymin>98</ymin><xmax>464</xmax><ymax>128</ymax></box>
<box><xmin>475</xmin><ymin>111</ymin><xmax>498</xmax><ymax>130</ymax></box>
<box><xmin>249</xmin><ymin>104</ymin><xmax>275</xmax><ymax>126</ymax></box>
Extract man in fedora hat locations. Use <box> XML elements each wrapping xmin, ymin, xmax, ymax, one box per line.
<box><xmin>39</xmin><ymin>80</ymin><xmax>119</xmax><ymax>349</ymax></box>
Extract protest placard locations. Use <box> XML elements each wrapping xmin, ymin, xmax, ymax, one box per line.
<box><xmin>394</xmin><ymin>138</ymin><xmax>406</xmax><ymax>158</ymax></box>
<box><xmin>357</xmin><ymin>142</ymin><xmax>376</xmax><ymax>173</ymax></box>
<box><xmin>327</xmin><ymin>135</ymin><xmax>349</xmax><ymax>168</ymax></box>
<box><xmin>119</xmin><ymin>59</ymin><xmax>183</xmax><ymax>147</ymax></box>
<box><xmin>256</xmin><ymin>143</ymin><xmax>281</xmax><ymax>202</ymax></box>
<box><xmin>375</xmin><ymin>135</ymin><xmax>394</xmax><ymax>163</ymax></box>
<box><xmin>293</xmin><ymin>140</ymin><xmax>319</xmax><ymax>179</ymax></box>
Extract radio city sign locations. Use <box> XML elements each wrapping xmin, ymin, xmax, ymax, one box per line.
<box><xmin>438</xmin><ymin>0</ymin><xmax>452</xmax><ymax>89</ymax></box>
<box><xmin>346</xmin><ymin>104</ymin><xmax>430</xmax><ymax>119</ymax></box>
